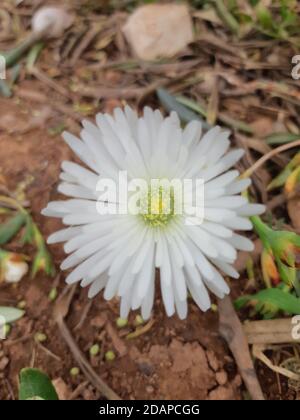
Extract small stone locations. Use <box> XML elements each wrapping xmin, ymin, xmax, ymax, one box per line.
<box><xmin>123</xmin><ymin>4</ymin><xmax>194</xmax><ymax>61</ymax></box>
<box><xmin>216</xmin><ymin>370</ymin><xmax>228</xmax><ymax>386</ymax></box>
<box><xmin>206</xmin><ymin>350</ymin><xmax>220</xmax><ymax>372</ymax></box>
<box><xmin>91</xmin><ymin>314</ymin><xmax>106</xmax><ymax>329</ymax></box>
<box><xmin>146</xmin><ymin>385</ymin><xmax>154</xmax><ymax>394</ymax></box>
<box><xmin>52</xmin><ymin>378</ymin><xmax>70</xmax><ymax>400</ymax></box>
<box><xmin>0</xmin><ymin>356</ymin><xmax>9</xmax><ymax>371</ymax></box>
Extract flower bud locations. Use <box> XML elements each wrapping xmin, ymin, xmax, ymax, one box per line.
<box><xmin>253</xmin><ymin>216</ymin><xmax>300</xmax><ymax>290</ymax></box>
<box><xmin>0</xmin><ymin>250</ymin><xmax>28</xmax><ymax>284</ymax></box>
<box><xmin>285</xmin><ymin>166</ymin><xmax>300</xmax><ymax>195</ymax></box>
<box><xmin>261</xmin><ymin>248</ymin><xmax>280</xmax><ymax>287</ymax></box>
<box><xmin>32</xmin><ymin>7</ymin><xmax>73</xmax><ymax>38</ymax></box>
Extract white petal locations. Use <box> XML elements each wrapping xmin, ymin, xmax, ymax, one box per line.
<box><xmin>211</xmin><ymin>259</ymin><xmax>239</xmax><ymax>279</ymax></box>
<box><xmin>62</xmin><ymin>131</ymin><xmax>99</xmax><ymax>173</ymax></box>
<box><xmin>225</xmin><ymin>178</ymin><xmax>251</xmax><ymax>195</ymax></box>
<box><xmin>223</xmin><ymin>217</ymin><xmax>253</xmax><ymax>230</ymax></box>
<box><xmin>88</xmin><ymin>274</ymin><xmax>108</xmax><ymax>298</ymax></box>
<box><xmin>141</xmin><ymin>280</ymin><xmax>155</xmax><ymax>320</ymax></box>
<box><xmin>227</xmin><ymin>234</ymin><xmax>255</xmax><ymax>251</ymax></box>
<box><xmin>185</xmin><ymin>265</ymin><xmax>211</xmax><ymax>311</ymax></box>
<box><xmin>182</xmin><ymin>120</ymin><xmax>202</xmax><ymax>149</ymax></box>
<box><xmin>201</xmin><ymin>221</ymin><xmax>233</xmax><ymax>238</ymax></box>
<box><xmin>160</xmin><ymin>271</ymin><xmax>175</xmax><ymax>317</ymax></box>
<box><xmin>205</xmin><ymin>196</ymin><xmax>248</xmax><ymax>209</ymax></box>
<box><xmin>58</xmin><ymin>182</ymin><xmax>96</xmax><ymax>200</ymax></box>
<box><xmin>205</xmin><ymin>170</ymin><xmax>239</xmax><ymax>190</ymax></box>
<box><xmin>61</xmin><ymin>161</ymin><xmax>99</xmax><ymax>191</ymax></box>
<box><xmin>236</xmin><ymin>204</ymin><xmax>266</xmax><ymax>216</ymax></box>
<box><xmin>47</xmin><ymin>227</ymin><xmax>82</xmax><ymax>244</ymax></box>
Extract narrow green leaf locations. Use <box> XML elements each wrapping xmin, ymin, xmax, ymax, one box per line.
<box><xmin>26</xmin><ymin>42</ymin><xmax>44</xmax><ymax>72</ymax></box>
<box><xmin>0</xmin><ymin>306</ymin><xmax>25</xmax><ymax>323</ymax></box>
<box><xmin>0</xmin><ymin>80</ymin><xmax>12</xmax><ymax>98</ymax></box>
<box><xmin>267</xmin><ymin>166</ymin><xmax>292</xmax><ymax>191</ymax></box>
<box><xmin>10</xmin><ymin>64</ymin><xmax>21</xmax><ymax>86</ymax></box>
<box><xmin>156</xmin><ymin>88</ymin><xmax>210</xmax><ymax>128</ymax></box>
<box><xmin>0</xmin><ymin>212</ymin><xmax>27</xmax><ymax>245</ymax></box>
<box><xmin>265</xmin><ymin>132</ymin><xmax>300</xmax><ymax>145</ymax></box>
<box><xmin>176</xmin><ymin>95</ymin><xmax>253</xmax><ymax>134</ymax></box>
<box><xmin>19</xmin><ymin>368</ymin><xmax>59</xmax><ymax>401</ymax></box>
<box><xmin>176</xmin><ymin>95</ymin><xmax>207</xmax><ymax>117</ymax></box>
<box><xmin>213</xmin><ymin>0</ymin><xmax>240</xmax><ymax>35</ymax></box>
<box><xmin>256</xmin><ymin>5</ymin><xmax>274</xmax><ymax>31</ymax></box>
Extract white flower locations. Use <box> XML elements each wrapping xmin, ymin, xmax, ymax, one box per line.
<box><xmin>42</xmin><ymin>107</ymin><xmax>265</xmax><ymax>320</ymax></box>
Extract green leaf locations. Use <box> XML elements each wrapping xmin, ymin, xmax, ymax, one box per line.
<box><xmin>267</xmin><ymin>166</ymin><xmax>292</xmax><ymax>191</ymax></box>
<box><xmin>19</xmin><ymin>368</ymin><xmax>59</xmax><ymax>401</ymax></box>
<box><xmin>213</xmin><ymin>0</ymin><xmax>240</xmax><ymax>35</ymax></box>
<box><xmin>0</xmin><ymin>212</ymin><xmax>27</xmax><ymax>245</ymax></box>
<box><xmin>256</xmin><ymin>4</ymin><xmax>274</xmax><ymax>31</ymax></box>
<box><xmin>0</xmin><ymin>80</ymin><xmax>12</xmax><ymax>98</ymax></box>
<box><xmin>176</xmin><ymin>95</ymin><xmax>253</xmax><ymax>134</ymax></box>
<box><xmin>0</xmin><ymin>306</ymin><xmax>25</xmax><ymax>323</ymax></box>
<box><xmin>265</xmin><ymin>132</ymin><xmax>300</xmax><ymax>145</ymax></box>
<box><xmin>176</xmin><ymin>95</ymin><xmax>207</xmax><ymax>117</ymax></box>
<box><xmin>26</xmin><ymin>42</ymin><xmax>44</xmax><ymax>72</ymax></box>
<box><xmin>156</xmin><ymin>88</ymin><xmax>209</xmax><ymax>128</ymax></box>
<box><xmin>235</xmin><ymin>288</ymin><xmax>300</xmax><ymax>316</ymax></box>
<box><xmin>22</xmin><ymin>216</ymin><xmax>35</xmax><ymax>245</ymax></box>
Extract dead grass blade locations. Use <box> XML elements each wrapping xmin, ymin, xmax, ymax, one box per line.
<box><xmin>244</xmin><ymin>319</ymin><xmax>300</xmax><ymax>345</ymax></box>
<box><xmin>218</xmin><ymin>296</ymin><xmax>265</xmax><ymax>400</ymax></box>
<box><xmin>253</xmin><ymin>344</ymin><xmax>300</xmax><ymax>382</ymax></box>
<box><xmin>242</xmin><ymin>140</ymin><xmax>300</xmax><ymax>179</ymax></box>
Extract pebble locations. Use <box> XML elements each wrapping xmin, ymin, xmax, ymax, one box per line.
<box><xmin>146</xmin><ymin>385</ymin><xmax>154</xmax><ymax>394</ymax></box>
<box><xmin>216</xmin><ymin>370</ymin><xmax>228</xmax><ymax>386</ymax></box>
<box><xmin>0</xmin><ymin>357</ymin><xmax>9</xmax><ymax>371</ymax></box>
<box><xmin>206</xmin><ymin>350</ymin><xmax>220</xmax><ymax>372</ymax></box>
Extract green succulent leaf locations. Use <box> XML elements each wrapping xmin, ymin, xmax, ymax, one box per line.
<box><xmin>19</xmin><ymin>368</ymin><xmax>59</xmax><ymax>401</ymax></box>
<box><xmin>0</xmin><ymin>212</ymin><xmax>27</xmax><ymax>245</ymax></box>
<box><xmin>235</xmin><ymin>288</ymin><xmax>300</xmax><ymax>318</ymax></box>
<box><xmin>0</xmin><ymin>306</ymin><xmax>25</xmax><ymax>323</ymax></box>
<box><xmin>156</xmin><ymin>88</ymin><xmax>208</xmax><ymax>126</ymax></box>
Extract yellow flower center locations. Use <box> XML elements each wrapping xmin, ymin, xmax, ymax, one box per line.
<box><xmin>140</xmin><ymin>186</ymin><xmax>175</xmax><ymax>227</ymax></box>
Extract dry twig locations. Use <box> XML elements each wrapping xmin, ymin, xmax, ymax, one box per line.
<box><xmin>53</xmin><ymin>286</ymin><xmax>121</xmax><ymax>400</ymax></box>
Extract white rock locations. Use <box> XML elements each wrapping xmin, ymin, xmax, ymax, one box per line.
<box><xmin>123</xmin><ymin>4</ymin><xmax>194</xmax><ymax>61</ymax></box>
